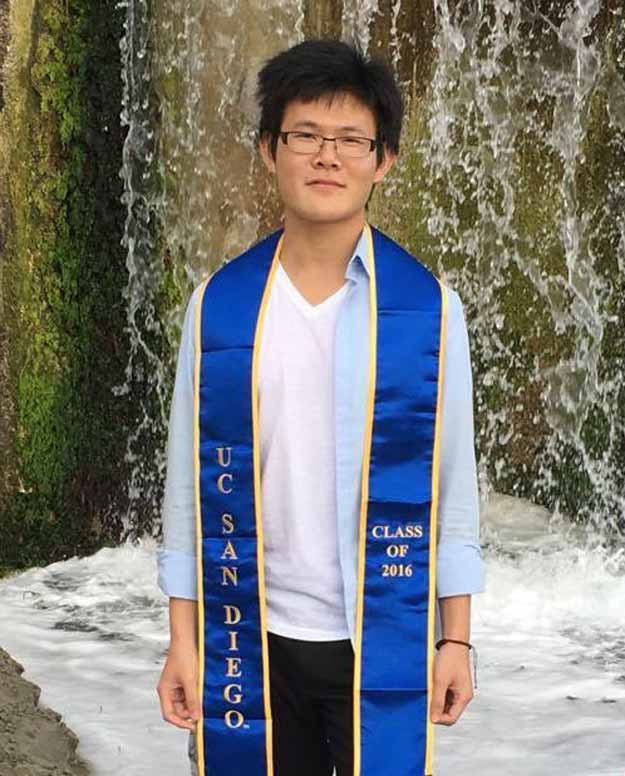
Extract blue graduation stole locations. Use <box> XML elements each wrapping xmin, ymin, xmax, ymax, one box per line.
<box><xmin>193</xmin><ymin>222</ymin><xmax>447</xmax><ymax>776</ymax></box>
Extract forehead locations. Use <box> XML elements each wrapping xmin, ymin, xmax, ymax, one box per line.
<box><xmin>281</xmin><ymin>93</ymin><xmax>376</xmax><ymax>135</ymax></box>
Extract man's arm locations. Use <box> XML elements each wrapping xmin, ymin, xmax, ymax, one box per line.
<box><xmin>156</xmin><ymin>283</ymin><xmax>204</xmax><ymax>729</ymax></box>
<box><xmin>157</xmin><ymin>598</ymin><xmax>200</xmax><ymax>729</ymax></box>
<box><xmin>438</xmin><ymin>594</ymin><xmax>471</xmax><ymax>642</ymax></box>
<box><xmin>431</xmin><ymin>287</ymin><xmax>484</xmax><ymax>726</ymax></box>
<box><xmin>436</xmin><ymin>288</ymin><xmax>484</xmax><ymax>600</ymax></box>
<box><xmin>170</xmin><ymin>597</ymin><xmax>198</xmax><ymax>649</ymax></box>
<box><xmin>156</xmin><ymin>283</ymin><xmax>203</xmax><ymax>602</ymax></box>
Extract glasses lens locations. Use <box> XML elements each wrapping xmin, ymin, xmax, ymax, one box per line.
<box><xmin>288</xmin><ymin>132</ymin><xmax>321</xmax><ymax>153</ymax></box>
<box><xmin>336</xmin><ymin>137</ymin><xmax>371</xmax><ymax>158</ymax></box>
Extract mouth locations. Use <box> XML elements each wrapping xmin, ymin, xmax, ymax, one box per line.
<box><xmin>307</xmin><ymin>180</ymin><xmax>345</xmax><ymax>189</ymax></box>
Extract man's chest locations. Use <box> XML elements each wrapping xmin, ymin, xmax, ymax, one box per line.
<box><xmin>257</xmin><ymin>266</ymin><xmax>349</xmax><ymax>400</ymax></box>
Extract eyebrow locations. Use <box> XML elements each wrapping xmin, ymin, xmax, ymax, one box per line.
<box><xmin>289</xmin><ymin>120</ymin><xmax>369</xmax><ymax>134</ymax></box>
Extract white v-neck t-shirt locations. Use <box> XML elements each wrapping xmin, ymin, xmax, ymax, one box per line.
<box><xmin>257</xmin><ymin>260</ymin><xmax>352</xmax><ymax>640</ymax></box>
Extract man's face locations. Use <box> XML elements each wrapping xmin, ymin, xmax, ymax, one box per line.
<box><xmin>259</xmin><ymin>92</ymin><xmax>396</xmax><ymax>225</ymax></box>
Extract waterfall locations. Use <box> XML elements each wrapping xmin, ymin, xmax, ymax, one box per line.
<box><xmin>118</xmin><ymin>0</ymin><xmax>306</xmax><ymax>535</ymax></box>
<box><xmin>410</xmin><ymin>0</ymin><xmax>625</xmax><ymax>534</ymax></box>
<box><xmin>118</xmin><ymin>0</ymin><xmax>168</xmax><ymax>535</ymax></box>
<box><xmin>118</xmin><ymin>0</ymin><xmax>624</xmax><ymax>538</ymax></box>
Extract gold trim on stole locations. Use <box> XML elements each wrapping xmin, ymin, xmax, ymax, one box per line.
<box><xmin>251</xmin><ymin>234</ymin><xmax>284</xmax><ymax>776</ymax></box>
<box><xmin>194</xmin><ymin>276</ymin><xmax>211</xmax><ymax>774</ymax></box>
<box><xmin>425</xmin><ymin>282</ymin><xmax>448</xmax><ymax>775</ymax></box>
<box><xmin>193</xmin><ymin>228</ymin><xmax>444</xmax><ymax>776</ymax></box>
<box><xmin>352</xmin><ymin>224</ymin><xmax>449</xmax><ymax>776</ymax></box>
<box><xmin>193</xmin><ymin>234</ymin><xmax>283</xmax><ymax>776</ymax></box>
<box><xmin>352</xmin><ymin>222</ymin><xmax>378</xmax><ymax>776</ymax></box>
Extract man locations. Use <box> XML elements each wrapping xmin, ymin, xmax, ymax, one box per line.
<box><xmin>156</xmin><ymin>39</ymin><xmax>484</xmax><ymax>776</ymax></box>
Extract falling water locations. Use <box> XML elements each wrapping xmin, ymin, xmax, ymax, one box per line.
<box><xmin>382</xmin><ymin>0</ymin><xmax>625</xmax><ymax>536</ymax></box>
<box><xmin>342</xmin><ymin>0</ymin><xmax>379</xmax><ymax>52</ymax></box>
<box><xmin>0</xmin><ymin>4</ymin><xmax>623</xmax><ymax>774</ymax></box>
<box><xmin>118</xmin><ymin>0</ymin><xmax>168</xmax><ymax>534</ymax></box>
<box><xmin>117</xmin><ymin>0</ymin><xmax>305</xmax><ymax>534</ymax></box>
<box><xmin>117</xmin><ymin>0</ymin><xmax>624</xmax><ymax>541</ymax></box>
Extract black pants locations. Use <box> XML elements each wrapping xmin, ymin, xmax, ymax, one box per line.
<box><xmin>268</xmin><ymin>630</ymin><xmax>354</xmax><ymax>776</ymax></box>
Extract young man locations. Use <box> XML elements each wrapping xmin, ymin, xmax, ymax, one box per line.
<box><xmin>156</xmin><ymin>39</ymin><xmax>484</xmax><ymax>776</ymax></box>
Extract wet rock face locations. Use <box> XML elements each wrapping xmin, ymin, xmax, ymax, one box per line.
<box><xmin>364</xmin><ymin>0</ymin><xmax>625</xmax><ymax>532</ymax></box>
<box><xmin>147</xmin><ymin>0</ymin><xmax>623</xmax><ymax>533</ymax></box>
<box><xmin>0</xmin><ymin>0</ymin><xmax>9</xmax><ymax>111</ymax></box>
<box><xmin>1</xmin><ymin>0</ymin><xmax>623</xmax><ymax>570</ymax></box>
<box><xmin>0</xmin><ymin>647</ymin><xmax>90</xmax><ymax>775</ymax></box>
<box><xmin>0</xmin><ymin>0</ymin><xmax>133</xmax><ymax>570</ymax></box>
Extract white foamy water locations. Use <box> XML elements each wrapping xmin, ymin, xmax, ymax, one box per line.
<box><xmin>0</xmin><ymin>540</ymin><xmax>186</xmax><ymax>775</ymax></box>
<box><xmin>0</xmin><ymin>497</ymin><xmax>623</xmax><ymax>775</ymax></box>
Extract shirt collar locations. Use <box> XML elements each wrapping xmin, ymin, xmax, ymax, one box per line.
<box><xmin>345</xmin><ymin>224</ymin><xmax>371</xmax><ymax>283</ymax></box>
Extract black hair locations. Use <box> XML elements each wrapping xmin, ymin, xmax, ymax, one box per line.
<box><xmin>255</xmin><ymin>39</ymin><xmax>403</xmax><ymax>167</ymax></box>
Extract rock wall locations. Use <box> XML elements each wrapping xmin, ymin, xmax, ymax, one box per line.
<box><xmin>0</xmin><ymin>0</ymin><xmax>134</xmax><ymax>570</ymax></box>
<box><xmin>0</xmin><ymin>1</ymin><xmax>623</xmax><ymax>568</ymax></box>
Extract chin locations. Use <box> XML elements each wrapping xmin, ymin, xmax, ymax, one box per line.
<box><xmin>289</xmin><ymin>203</ymin><xmax>362</xmax><ymax>225</ymax></box>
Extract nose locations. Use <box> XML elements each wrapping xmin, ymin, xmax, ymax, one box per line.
<box><xmin>312</xmin><ymin>137</ymin><xmax>341</xmax><ymax>166</ymax></box>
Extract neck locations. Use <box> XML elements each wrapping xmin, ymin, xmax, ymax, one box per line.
<box><xmin>279</xmin><ymin>211</ymin><xmax>367</xmax><ymax>278</ymax></box>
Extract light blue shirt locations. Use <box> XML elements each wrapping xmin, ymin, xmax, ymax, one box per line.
<box><xmin>157</xmin><ymin>227</ymin><xmax>485</xmax><ymax>644</ymax></box>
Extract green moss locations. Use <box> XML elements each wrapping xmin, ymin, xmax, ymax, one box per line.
<box><xmin>0</xmin><ymin>0</ymin><xmax>135</xmax><ymax>567</ymax></box>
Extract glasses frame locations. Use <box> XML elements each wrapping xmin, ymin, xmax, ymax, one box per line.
<box><xmin>279</xmin><ymin>130</ymin><xmax>378</xmax><ymax>158</ymax></box>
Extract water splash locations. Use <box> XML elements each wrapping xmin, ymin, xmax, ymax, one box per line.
<box><xmin>1</xmin><ymin>519</ymin><xmax>624</xmax><ymax>773</ymax></box>
<box><xmin>404</xmin><ymin>0</ymin><xmax>625</xmax><ymax>535</ymax></box>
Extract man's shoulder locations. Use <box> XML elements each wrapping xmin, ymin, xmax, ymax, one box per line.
<box><xmin>371</xmin><ymin>227</ymin><xmax>468</xmax><ymax>327</ymax></box>
<box><xmin>189</xmin><ymin>228</ymin><xmax>283</xmax><ymax>313</ymax></box>
<box><xmin>371</xmin><ymin>226</ymin><xmax>439</xmax><ymax>280</ymax></box>
<box><xmin>210</xmin><ymin>228</ymin><xmax>283</xmax><ymax>283</ymax></box>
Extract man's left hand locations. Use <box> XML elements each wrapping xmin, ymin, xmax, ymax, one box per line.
<box><xmin>430</xmin><ymin>642</ymin><xmax>474</xmax><ymax>726</ymax></box>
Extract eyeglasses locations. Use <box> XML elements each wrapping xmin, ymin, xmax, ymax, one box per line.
<box><xmin>279</xmin><ymin>130</ymin><xmax>377</xmax><ymax>159</ymax></box>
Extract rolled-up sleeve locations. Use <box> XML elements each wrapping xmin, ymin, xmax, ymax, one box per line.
<box><xmin>436</xmin><ymin>286</ymin><xmax>485</xmax><ymax>598</ymax></box>
<box><xmin>156</xmin><ymin>283</ymin><xmax>204</xmax><ymax>600</ymax></box>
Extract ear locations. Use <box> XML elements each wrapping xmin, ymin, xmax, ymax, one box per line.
<box><xmin>259</xmin><ymin>134</ymin><xmax>277</xmax><ymax>175</ymax></box>
<box><xmin>373</xmin><ymin>146</ymin><xmax>397</xmax><ymax>184</ymax></box>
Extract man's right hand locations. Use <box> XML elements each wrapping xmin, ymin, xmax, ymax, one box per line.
<box><xmin>157</xmin><ymin>645</ymin><xmax>200</xmax><ymax>730</ymax></box>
